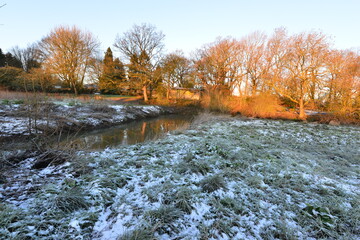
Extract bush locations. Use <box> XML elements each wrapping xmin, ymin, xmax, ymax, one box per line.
<box><xmin>201</xmin><ymin>92</ymin><xmax>231</xmax><ymax>113</ymax></box>
<box><xmin>307</xmin><ymin>112</ymin><xmax>360</xmax><ymax>125</ymax></box>
<box><xmin>0</xmin><ymin>67</ymin><xmax>55</xmax><ymax>92</ymax></box>
<box><xmin>236</xmin><ymin>94</ymin><xmax>283</xmax><ymax>118</ymax></box>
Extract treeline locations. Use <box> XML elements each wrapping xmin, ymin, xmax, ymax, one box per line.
<box><xmin>0</xmin><ymin>45</ymin><xmax>57</xmax><ymax>92</ymax></box>
<box><xmin>193</xmin><ymin>29</ymin><xmax>359</xmax><ymax>118</ymax></box>
<box><xmin>0</xmin><ymin>24</ymin><xmax>359</xmax><ymax>118</ymax></box>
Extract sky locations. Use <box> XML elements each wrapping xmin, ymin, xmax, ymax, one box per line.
<box><xmin>1</xmin><ymin>0</ymin><xmax>359</xmax><ymax>57</ymax></box>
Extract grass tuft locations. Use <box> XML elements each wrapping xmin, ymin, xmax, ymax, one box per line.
<box><xmin>117</xmin><ymin>225</ymin><xmax>156</xmax><ymax>240</ymax></box>
<box><xmin>176</xmin><ymin>159</ymin><xmax>211</xmax><ymax>175</ymax></box>
<box><xmin>54</xmin><ymin>187</ymin><xmax>89</xmax><ymax>213</ymax></box>
<box><xmin>145</xmin><ymin>205</ymin><xmax>183</xmax><ymax>224</ymax></box>
<box><xmin>98</xmin><ymin>175</ymin><xmax>128</xmax><ymax>189</ymax></box>
<box><xmin>219</xmin><ymin>197</ymin><xmax>245</xmax><ymax>215</ymax></box>
<box><xmin>172</xmin><ymin>187</ymin><xmax>194</xmax><ymax>214</ymax></box>
<box><xmin>200</xmin><ymin>175</ymin><xmax>226</xmax><ymax>192</ymax></box>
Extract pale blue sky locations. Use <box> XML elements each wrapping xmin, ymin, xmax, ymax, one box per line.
<box><xmin>1</xmin><ymin>0</ymin><xmax>359</xmax><ymax>56</ymax></box>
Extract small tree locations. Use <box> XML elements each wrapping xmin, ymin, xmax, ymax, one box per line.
<box><xmin>1</xmin><ymin>52</ymin><xmax>23</xmax><ymax>68</ymax></box>
<box><xmin>114</xmin><ymin>23</ymin><xmax>165</xmax><ymax>101</ymax></box>
<box><xmin>161</xmin><ymin>51</ymin><xmax>192</xmax><ymax>99</ymax></box>
<box><xmin>99</xmin><ymin>47</ymin><xmax>126</xmax><ymax>94</ymax></box>
<box><xmin>127</xmin><ymin>50</ymin><xmax>152</xmax><ymax>100</ymax></box>
<box><xmin>10</xmin><ymin>44</ymin><xmax>41</xmax><ymax>72</ymax></box>
<box><xmin>0</xmin><ymin>48</ymin><xmax>6</xmax><ymax>67</ymax></box>
<box><xmin>242</xmin><ymin>31</ymin><xmax>267</xmax><ymax>95</ymax></box>
<box><xmin>0</xmin><ymin>66</ymin><xmax>23</xmax><ymax>90</ymax></box>
<box><xmin>194</xmin><ymin>38</ymin><xmax>242</xmax><ymax>97</ymax></box>
<box><xmin>38</xmin><ymin>25</ymin><xmax>100</xmax><ymax>95</ymax></box>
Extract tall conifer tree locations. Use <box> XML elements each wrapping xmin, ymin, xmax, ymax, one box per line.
<box><xmin>99</xmin><ymin>47</ymin><xmax>126</xmax><ymax>94</ymax></box>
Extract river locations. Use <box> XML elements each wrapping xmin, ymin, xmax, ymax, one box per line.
<box><xmin>60</xmin><ymin>114</ymin><xmax>194</xmax><ymax>150</ymax></box>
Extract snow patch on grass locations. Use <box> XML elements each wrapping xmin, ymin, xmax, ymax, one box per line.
<box><xmin>1</xmin><ymin>117</ymin><xmax>359</xmax><ymax>239</ymax></box>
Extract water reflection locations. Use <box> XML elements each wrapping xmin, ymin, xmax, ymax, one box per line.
<box><xmin>65</xmin><ymin>114</ymin><xmax>193</xmax><ymax>150</ymax></box>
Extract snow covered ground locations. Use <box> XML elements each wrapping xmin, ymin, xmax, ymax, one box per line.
<box><xmin>1</xmin><ymin>115</ymin><xmax>359</xmax><ymax>239</ymax></box>
<box><xmin>0</xmin><ymin>101</ymin><xmax>170</xmax><ymax>138</ymax></box>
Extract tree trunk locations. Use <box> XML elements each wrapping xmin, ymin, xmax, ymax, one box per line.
<box><xmin>251</xmin><ymin>80</ymin><xmax>257</xmax><ymax>96</ymax></box>
<box><xmin>299</xmin><ymin>97</ymin><xmax>306</xmax><ymax>120</ymax></box>
<box><xmin>328</xmin><ymin>80</ymin><xmax>333</xmax><ymax>110</ymax></box>
<box><xmin>142</xmin><ymin>85</ymin><xmax>148</xmax><ymax>102</ymax></box>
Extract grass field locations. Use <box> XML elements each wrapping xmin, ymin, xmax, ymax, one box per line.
<box><xmin>1</xmin><ymin>114</ymin><xmax>359</xmax><ymax>239</ymax></box>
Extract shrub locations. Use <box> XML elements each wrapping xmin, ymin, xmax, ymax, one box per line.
<box><xmin>239</xmin><ymin>94</ymin><xmax>283</xmax><ymax>118</ymax></box>
<box><xmin>201</xmin><ymin>92</ymin><xmax>231</xmax><ymax>113</ymax></box>
<box><xmin>0</xmin><ymin>67</ymin><xmax>24</xmax><ymax>91</ymax></box>
<box><xmin>307</xmin><ymin>112</ymin><xmax>360</xmax><ymax>125</ymax></box>
<box><xmin>198</xmin><ymin>92</ymin><xmax>299</xmax><ymax>120</ymax></box>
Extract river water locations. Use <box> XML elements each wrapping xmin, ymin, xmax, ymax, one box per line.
<box><xmin>61</xmin><ymin>114</ymin><xmax>194</xmax><ymax>150</ymax></box>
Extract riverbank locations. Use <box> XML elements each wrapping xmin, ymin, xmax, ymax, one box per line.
<box><xmin>0</xmin><ymin>100</ymin><xmax>191</xmax><ymax>171</ymax></box>
<box><xmin>0</xmin><ymin>100</ymin><xmax>189</xmax><ymax>151</ymax></box>
<box><xmin>0</xmin><ymin>102</ymin><xmax>176</xmax><ymax>138</ymax></box>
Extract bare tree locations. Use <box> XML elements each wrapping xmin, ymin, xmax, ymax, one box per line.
<box><xmin>194</xmin><ymin>37</ymin><xmax>242</xmax><ymax>95</ymax></box>
<box><xmin>10</xmin><ymin>44</ymin><xmax>40</xmax><ymax>72</ymax></box>
<box><xmin>264</xmin><ymin>28</ymin><xmax>289</xmax><ymax>94</ymax></box>
<box><xmin>242</xmin><ymin>31</ymin><xmax>267</xmax><ymax>95</ymax></box>
<box><xmin>114</xmin><ymin>23</ymin><xmax>165</xmax><ymax>101</ymax></box>
<box><xmin>269</xmin><ymin>31</ymin><xmax>329</xmax><ymax>119</ymax></box>
<box><xmin>332</xmin><ymin>51</ymin><xmax>360</xmax><ymax>109</ymax></box>
<box><xmin>38</xmin><ymin>25</ymin><xmax>100</xmax><ymax>95</ymax></box>
<box><xmin>161</xmin><ymin>51</ymin><xmax>192</xmax><ymax>98</ymax></box>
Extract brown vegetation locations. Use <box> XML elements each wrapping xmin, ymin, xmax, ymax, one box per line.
<box><xmin>38</xmin><ymin>26</ymin><xmax>100</xmax><ymax>95</ymax></box>
<box><xmin>201</xmin><ymin>93</ymin><xmax>298</xmax><ymax>120</ymax></box>
<box><xmin>307</xmin><ymin>112</ymin><xmax>360</xmax><ymax>125</ymax></box>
